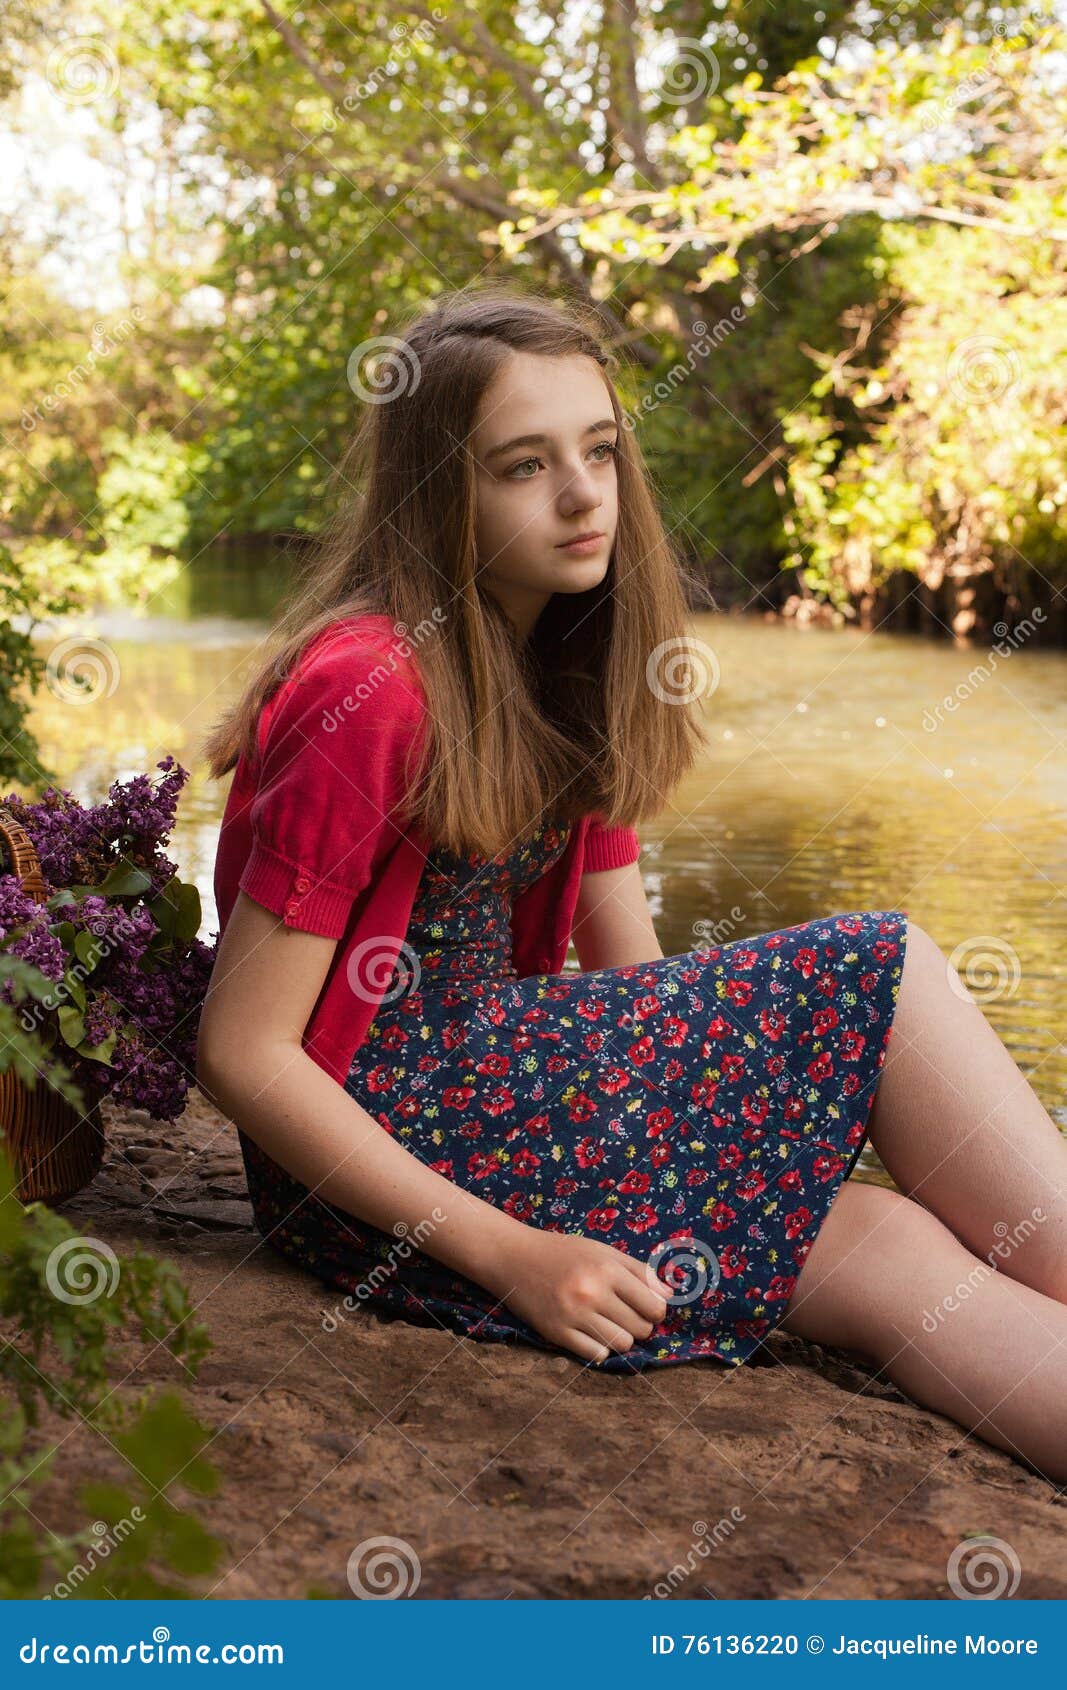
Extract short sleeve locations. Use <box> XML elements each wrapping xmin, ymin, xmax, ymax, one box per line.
<box><xmin>237</xmin><ymin>627</ymin><xmax>426</xmax><ymax>938</ymax></box>
<box><xmin>581</xmin><ymin>810</ymin><xmax>641</xmax><ymax>873</ymax></box>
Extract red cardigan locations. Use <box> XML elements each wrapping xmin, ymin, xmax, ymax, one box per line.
<box><xmin>211</xmin><ymin>614</ymin><xmax>642</xmax><ymax>1085</ymax></box>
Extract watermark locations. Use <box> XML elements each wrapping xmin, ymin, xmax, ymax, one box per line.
<box><xmin>44</xmin><ymin>636</ymin><xmax>122</xmax><ymax>705</ymax></box>
<box><xmin>946</xmin><ymin>335</ymin><xmax>1021</xmax><ymax>405</ymax></box>
<box><xmin>947</xmin><ymin>1533</ymin><xmax>1022</xmax><ymax>1599</ymax></box>
<box><xmin>320</xmin><ymin>612</ymin><xmax>447</xmax><ymax>732</ymax></box>
<box><xmin>920</xmin><ymin>1205</ymin><xmax>1047</xmax><ymax>1333</ymax></box>
<box><xmin>21</xmin><ymin>311</ymin><xmax>144</xmax><ymax>433</ymax></box>
<box><xmin>315</xmin><ymin>13</ymin><xmax>446</xmax><ymax>129</ymax></box>
<box><xmin>45</xmin><ymin>37</ymin><xmax>120</xmax><ymax>104</ymax></box>
<box><xmin>346</xmin><ymin>335</ymin><xmax>422</xmax><ymax>403</ymax></box>
<box><xmin>643</xmin><ymin>1507</ymin><xmax>747</xmax><ymax>1599</ymax></box>
<box><xmin>946</xmin><ymin>934</ymin><xmax>1022</xmax><ymax>1005</ymax></box>
<box><xmin>344</xmin><ymin>935</ymin><xmax>422</xmax><ymax>1007</ymax></box>
<box><xmin>645</xmin><ymin>636</ymin><xmax>720</xmax><ymax>705</ymax></box>
<box><xmin>623</xmin><ymin>314</ymin><xmax>747</xmax><ymax>431</ymax></box>
<box><xmin>648</xmin><ymin>1234</ymin><xmax>721</xmax><ymax>1306</ymax></box>
<box><xmin>44</xmin><ymin>1509</ymin><xmax>145</xmax><ymax>1598</ymax></box>
<box><xmin>45</xmin><ymin>1236</ymin><xmax>121</xmax><ymax>1305</ymax></box>
<box><xmin>920</xmin><ymin>609</ymin><xmax>1046</xmax><ymax>731</ymax></box>
<box><xmin>19</xmin><ymin>905</ymin><xmax>144</xmax><ymax>1039</ymax></box>
<box><xmin>692</xmin><ymin>906</ymin><xmax>748</xmax><ymax>951</ymax></box>
<box><xmin>321</xmin><ymin>1211</ymin><xmax>448</xmax><ymax>1330</ymax></box>
<box><xmin>346</xmin><ymin>1534</ymin><xmax>422</xmax><ymax>1598</ymax></box>
<box><xmin>644</xmin><ymin>37</ymin><xmax>721</xmax><ymax>105</ymax></box>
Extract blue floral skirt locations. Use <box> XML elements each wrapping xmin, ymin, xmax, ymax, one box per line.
<box><xmin>238</xmin><ymin>906</ymin><xmax>910</xmax><ymax>1373</ymax></box>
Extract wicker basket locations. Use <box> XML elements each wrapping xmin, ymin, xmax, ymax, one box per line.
<box><xmin>0</xmin><ymin>805</ymin><xmax>105</xmax><ymax>1204</ymax></box>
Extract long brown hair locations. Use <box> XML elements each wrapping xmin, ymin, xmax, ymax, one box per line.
<box><xmin>200</xmin><ymin>280</ymin><xmax>714</xmax><ymax>857</ymax></box>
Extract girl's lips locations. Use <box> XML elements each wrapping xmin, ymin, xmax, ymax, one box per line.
<box><xmin>557</xmin><ymin>533</ymin><xmax>605</xmax><ymax>552</ymax></box>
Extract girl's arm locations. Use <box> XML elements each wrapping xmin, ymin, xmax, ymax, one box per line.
<box><xmin>196</xmin><ymin>890</ymin><xmax>527</xmax><ymax>1291</ymax></box>
<box><xmin>570</xmin><ymin>859</ymin><xmax>664</xmax><ymax>971</ymax></box>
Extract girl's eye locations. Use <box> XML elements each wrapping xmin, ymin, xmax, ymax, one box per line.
<box><xmin>505</xmin><ymin>440</ymin><xmax>618</xmax><ymax>479</ymax></box>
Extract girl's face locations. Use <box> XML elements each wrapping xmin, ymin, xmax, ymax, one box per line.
<box><xmin>470</xmin><ymin>349</ymin><xmax>619</xmax><ymax>641</ymax></box>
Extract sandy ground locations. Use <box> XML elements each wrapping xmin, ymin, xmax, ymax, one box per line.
<box><xmin>18</xmin><ymin>1088</ymin><xmax>1067</xmax><ymax>1601</ymax></box>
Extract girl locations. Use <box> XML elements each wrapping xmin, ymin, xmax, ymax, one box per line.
<box><xmin>198</xmin><ymin>283</ymin><xmax>1067</xmax><ymax>1483</ymax></box>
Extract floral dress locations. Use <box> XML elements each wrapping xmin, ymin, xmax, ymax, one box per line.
<box><xmin>237</xmin><ymin>816</ymin><xmax>909</xmax><ymax>1372</ymax></box>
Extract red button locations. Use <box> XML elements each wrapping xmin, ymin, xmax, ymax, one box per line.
<box><xmin>295</xmin><ymin>876</ymin><xmax>310</xmax><ymax>893</ymax></box>
<box><xmin>286</xmin><ymin>900</ymin><xmax>300</xmax><ymax>917</ymax></box>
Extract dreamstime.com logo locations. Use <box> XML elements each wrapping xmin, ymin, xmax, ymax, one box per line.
<box><xmin>45</xmin><ymin>1237</ymin><xmax>121</xmax><ymax>1305</ymax></box>
<box><xmin>645</xmin><ymin>636</ymin><xmax>720</xmax><ymax>706</ymax></box>
<box><xmin>920</xmin><ymin>1206</ymin><xmax>1047</xmax><ymax>1333</ymax></box>
<box><xmin>44</xmin><ymin>1511</ymin><xmax>145</xmax><ymax>1599</ymax></box>
<box><xmin>19</xmin><ymin>1626</ymin><xmax>284</xmax><ymax>1663</ymax></box>
<box><xmin>921</xmin><ymin>610</ymin><xmax>1046</xmax><ymax>731</ymax></box>
<box><xmin>321</xmin><ymin>1211</ymin><xmax>447</xmax><ymax>1330</ymax></box>
<box><xmin>643</xmin><ymin>1507</ymin><xmax>747</xmax><ymax>1599</ymax></box>
<box><xmin>347</xmin><ymin>1534</ymin><xmax>422</xmax><ymax>1598</ymax></box>
<box><xmin>947</xmin><ymin>1535</ymin><xmax>1022</xmax><ymax>1599</ymax></box>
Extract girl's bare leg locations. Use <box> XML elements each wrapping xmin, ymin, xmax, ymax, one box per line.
<box><xmin>779</xmin><ymin>1181</ymin><xmax>1067</xmax><ymax>1482</ymax></box>
<box><xmin>864</xmin><ymin>920</ymin><xmax>1067</xmax><ymax>1303</ymax></box>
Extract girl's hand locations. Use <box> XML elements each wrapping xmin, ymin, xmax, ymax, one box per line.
<box><xmin>495</xmin><ymin>1227</ymin><xmax>671</xmax><ymax>1364</ymax></box>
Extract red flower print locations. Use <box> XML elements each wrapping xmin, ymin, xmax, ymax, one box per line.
<box><xmin>807</xmin><ymin>1050</ymin><xmax>833</xmax><ymax>1083</ymax></box>
<box><xmin>511</xmin><ymin>1148</ymin><xmax>542</xmax><ymax>1177</ymax></box>
<box><xmin>706</xmin><ymin>1201</ymin><xmax>737</xmax><ymax>1232</ymax></box>
<box><xmin>842</xmin><ymin>1073</ymin><xmax>861</xmax><ymax>1098</ymax></box>
<box><xmin>441</xmin><ymin>1084</ymin><xmax>476</xmax><ymax>1109</ymax></box>
<box><xmin>702</xmin><ymin>1014</ymin><xmax>733</xmax><ymax>1044</ymax></box>
<box><xmin>634</xmin><ymin>993</ymin><xmax>662</xmax><ymax>1019</ymax></box>
<box><xmin>575</xmin><ymin>1136</ymin><xmax>605</xmax><ymax>1168</ymax></box>
<box><xmin>577</xmin><ymin>998</ymin><xmax>607</xmax><ymax>1021</ymax></box>
<box><xmin>625</xmin><ymin>1204</ymin><xmax>658</xmax><ymax>1235</ymax></box>
<box><xmin>483</xmin><ymin>1087</ymin><xmax>516</xmax><ymax>1116</ymax></box>
<box><xmin>661</xmin><ymin>1015</ymin><xmax>689</xmax><ymax>1046</ymax></box>
<box><xmin>758</xmin><ymin>1008</ymin><xmax>786</xmax><ymax>1041</ymax></box>
<box><xmin>646</xmin><ymin>1107</ymin><xmax>675</xmax><ymax>1139</ymax></box>
<box><xmin>736</xmin><ymin>1318</ymin><xmax>770</xmax><ymax>1341</ymax></box>
<box><xmin>777</xmin><ymin>1169</ymin><xmax>803</xmax><ymax>1192</ymax></box>
<box><xmin>765</xmin><ymin>1274</ymin><xmax>796</xmax><ymax>1302</ymax></box>
<box><xmin>555</xmin><ymin>1177</ymin><xmax>578</xmax><ymax>1197</ymax></box>
<box><xmin>812</xmin><ymin>1152</ymin><xmax>846</xmax><ymax>1182</ymax></box>
<box><xmin>721</xmin><ymin>1052</ymin><xmax>746</xmax><ymax>1082</ymax></box>
<box><xmin>685</xmin><ymin>1168</ymin><xmax>710</xmax><ymax>1187</ymax></box>
<box><xmin>741</xmin><ymin>1094</ymin><xmax>769</xmax><ymax>1126</ymax></box>
<box><xmin>619</xmin><ymin>1169</ymin><xmax>651</xmax><ymax>1194</ymax></box>
<box><xmin>872</xmin><ymin>939</ymin><xmax>899</xmax><ymax>963</ymax></box>
<box><xmin>597</xmin><ymin>1066</ymin><xmax>632</xmax><ymax>1095</ymax></box>
<box><xmin>428</xmin><ymin>1159</ymin><xmax>454</xmax><ymax>1179</ymax></box>
<box><xmin>476</xmin><ymin>1053</ymin><xmax>511</xmax><ymax>1077</ymax></box>
<box><xmin>568</xmin><ymin>1092</ymin><xmax>598</xmax><ymax>1123</ymax></box>
<box><xmin>650</xmin><ymin>1141</ymin><xmax>672</xmax><ymax>1167</ymax></box>
<box><xmin>784</xmin><ymin>1205</ymin><xmax>813</xmax><ymax>1238</ymax></box>
<box><xmin>586</xmin><ymin>1206</ymin><xmax>618</xmax><ymax>1232</ymax></box>
<box><xmin>664</xmin><ymin>1058</ymin><xmax>684</xmax><ymax>1083</ymax></box>
<box><xmin>691</xmin><ymin>1075</ymin><xmax>719</xmax><ymax>1109</ymax></box>
<box><xmin>717</xmin><ymin>1143</ymin><xmax>742</xmax><ymax>1170</ymax></box>
<box><xmin>523</xmin><ymin>1112</ymin><xmax>551</xmax><ymax>1137</ymax></box>
<box><xmin>839</xmin><ymin>1029</ymin><xmax>866</xmax><ymax>1061</ymax></box>
<box><xmin>503</xmin><ymin>1192</ymin><xmax>534</xmax><ymax>1221</ymax></box>
<box><xmin>628</xmin><ymin>1035</ymin><xmax>656</xmax><ymax>1065</ymax></box>
<box><xmin>736</xmin><ymin>1170</ymin><xmax>767</xmax><ymax>1202</ymax></box>
<box><xmin>718</xmin><ymin>1244</ymin><xmax>748</xmax><ymax>1278</ymax></box>
<box><xmin>793</xmin><ymin>947</ymin><xmax>818</xmax><ymax>979</ymax></box>
<box><xmin>724</xmin><ymin>979</ymin><xmax>754</xmax><ymax>1007</ymax></box>
<box><xmin>467</xmin><ymin>1150</ymin><xmax>501</xmax><ymax>1180</ymax></box>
